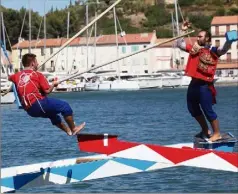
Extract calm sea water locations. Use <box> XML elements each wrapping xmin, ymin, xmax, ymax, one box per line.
<box><xmin>1</xmin><ymin>86</ymin><xmax>238</xmax><ymax>192</ymax></box>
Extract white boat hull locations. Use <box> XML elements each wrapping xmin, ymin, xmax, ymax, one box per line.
<box><xmin>1</xmin><ymin>92</ymin><xmax>15</xmax><ymax>104</ymax></box>
<box><xmin>162</xmin><ymin>77</ymin><xmax>182</xmax><ymax>88</ymax></box>
<box><xmin>129</xmin><ymin>77</ymin><xmax>162</xmax><ymax>89</ymax></box>
<box><xmin>85</xmin><ymin>80</ymin><xmax>140</xmax><ymax>91</ymax></box>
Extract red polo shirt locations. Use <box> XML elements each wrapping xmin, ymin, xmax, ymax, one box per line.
<box><xmin>9</xmin><ymin>70</ymin><xmax>50</xmax><ymax>107</ymax></box>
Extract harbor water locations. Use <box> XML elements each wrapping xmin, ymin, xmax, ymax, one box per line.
<box><xmin>1</xmin><ymin>86</ymin><xmax>238</xmax><ymax>192</ymax></box>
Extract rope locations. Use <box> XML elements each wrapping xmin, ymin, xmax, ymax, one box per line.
<box><xmin>35</xmin><ymin>16</ymin><xmax>43</xmax><ymax>49</ymax></box>
<box><xmin>58</xmin><ymin>30</ymin><xmax>195</xmax><ymax>83</ymax></box>
<box><xmin>17</xmin><ymin>8</ymin><xmax>27</xmax><ymax>51</ymax></box>
<box><xmin>4</xmin><ymin>27</ymin><xmax>12</xmax><ymax>51</ymax></box>
<box><xmin>116</xmin><ymin>14</ymin><xmax>127</xmax><ymax>45</ymax></box>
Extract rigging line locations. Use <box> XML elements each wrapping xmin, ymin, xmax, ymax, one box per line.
<box><xmin>17</xmin><ymin>7</ymin><xmax>27</xmax><ymax>50</ymax></box>
<box><xmin>4</xmin><ymin>27</ymin><xmax>12</xmax><ymax>51</ymax></box>
<box><xmin>35</xmin><ymin>16</ymin><xmax>44</xmax><ymax>49</ymax></box>
<box><xmin>116</xmin><ymin>14</ymin><xmax>127</xmax><ymax>46</ymax></box>
<box><xmin>54</xmin><ymin>37</ymin><xmax>64</xmax><ymax>71</ymax></box>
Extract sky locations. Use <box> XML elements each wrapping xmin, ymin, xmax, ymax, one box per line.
<box><xmin>1</xmin><ymin>0</ymin><xmax>78</xmax><ymax>15</ymax></box>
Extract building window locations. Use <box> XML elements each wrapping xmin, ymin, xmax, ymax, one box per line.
<box><xmin>50</xmin><ymin>47</ymin><xmax>53</xmax><ymax>54</ymax></box>
<box><xmin>216</xmin><ymin>70</ymin><xmax>222</xmax><ymax>77</ymax></box>
<box><xmin>144</xmin><ymin>70</ymin><xmax>148</xmax><ymax>73</ymax></box>
<box><xmin>2</xmin><ymin>66</ymin><xmax>5</xmax><ymax>74</ymax></box>
<box><xmin>41</xmin><ymin>48</ymin><xmax>44</xmax><ymax>56</ymax></box>
<box><xmin>227</xmin><ymin>52</ymin><xmax>231</xmax><ymax>62</ymax></box>
<box><xmin>144</xmin><ymin>58</ymin><xmax>148</xmax><ymax>65</ymax></box>
<box><xmin>181</xmin><ymin>57</ymin><xmax>184</xmax><ymax>66</ymax></box>
<box><xmin>51</xmin><ymin>60</ymin><xmax>54</xmax><ymax>67</ymax></box>
<box><xmin>226</xmin><ymin>25</ymin><xmax>230</xmax><ymax>32</ymax></box>
<box><xmin>122</xmin><ymin>46</ymin><xmax>126</xmax><ymax>54</ymax></box>
<box><xmin>215</xmin><ymin>40</ymin><xmax>220</xmax><ymax>47</ymax></box>
<box><xmin>122</xmin><ymin>71</ymin><xmax>128</xmax><ymax>73</ymax></box>
<box><xmin>61</xmin><ymin>60</ymin><xmax>65</xmax><ymax>70</ymax></box>
<box><xmin>131</xmin><ymin>45</ymin><xmax>139</xmax><ymax>52</ymax></box>
<box><xmin>215</xmin><ymin>26</ymin><xmax>219</xmax><ymax>36</ymax></box>
<box><xmin>132</xmin><ymin>58</ymin><xmax>139</xmax><ymax>66</ymax></box>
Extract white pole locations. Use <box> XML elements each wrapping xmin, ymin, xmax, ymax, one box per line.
<box><xmin>43</xmin><ymin>0</ymin><xmax>47</xmax><ymax>71</ymax></box>
<box><xmin>113</xmin><ymin>7</ymin><xmax>120</xmax><ymax>80</ymax></box>
<box><xmin>174</xmin><ymin>0</ymin><xmax>179</xmax><ymax>36</ymax></box>
<box><xmin>37</xmin><ymin>0</ymin><xmax>122</xmax><ymax>70</ymax></box>
<box><xmin>67</xmin><ymin>11</ymin><xmax>70</xmax><ymax>39</ymax></box>
<box><xmin>29</xmin><ymin>0</ymin><xmax>31</xmax><ymax>53</ymax></box>
<box><xmin>67</xmin><ymin>11</ymin><xmax>70</xmax><ymax>73</ymax></box>
<box><xmin>94</xmin><ymin>7</ymin><xmax>97</xmax><ymax>67</ymax></box>
<box><xmin>86</xmin><ymin>4</ymin><xmax>89</xmax><ymax>70</ymax></box>
<box><xmin>58</xmin><ymin>30</ymin><xmax>194</xmax><ymax>83</ymax></box>
<box><xmin>1</xmin><ymin>13</ymin><xmax>6</xmax><ymax>50</ymax></box>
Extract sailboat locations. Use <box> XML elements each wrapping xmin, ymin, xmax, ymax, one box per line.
<box><xmin>0</xmin><ymin>13</ymin><xmax>16</xmax><ymax>104</ymax></box>
<box><xmin>85</xmin><ymin>5</ymin><xmax>139</xmax><ymax>91</ymax></box>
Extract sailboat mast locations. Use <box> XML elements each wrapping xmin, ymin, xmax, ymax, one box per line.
<box><xmin>67</xmin><ymin>11</ymin><xmax>70</xmax><ymax>73</ymax></box>
<box><xmin>113</xmin><ymin>6</ymin><xmax>120</xmax><ymax>80</ymax></box>
<box><xmin>29</xmin><ymin>0</ymin><xmax>31</xmax><ymax>53</ymax></box>
<box><xmin>1</xmin><ymin>12</ymin><xmax>6</xmax><ymax>50</ymax></box>
<box><xmin>174</xmin><ymin>0</ymin><xmax>179</xmax><ymax>36</ymax></box>
<box><xmin>86</xmin><ymin>4</ymin><xmax>89</xmax><ymax>70</ymax></box>
<box><xmin>94</xmin><ymin>1</ymin><xmax>98</xmax><ymax>67</ymax></box>
<box><xmin>44</xmin><ymin>0</ymin><xmax>47</xmax><ymax>71</ymax></box>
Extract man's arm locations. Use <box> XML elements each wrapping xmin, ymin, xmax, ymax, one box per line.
<box><xmin>216</xmin><ymin>30</ymin><xmax>238</xmax><ymax>56</ymax></box>
<box><xmin>44</xmin><ymin>80</ymin><xmax>58</xmax><ymax>94</ymax></box>
<box><xmin>216</xmin><ymin>41</ymin><xmax>232</xmax><ymax>56</ymax></box>
<box><xmin>175</xmin><ymin>21</ymin><xmax>192</xmax><ymax>52</ymax></box>
<box><xmin>38</xmin><ymin>73</ymin><xmax>58</xmax><ymax>95</ymax></box>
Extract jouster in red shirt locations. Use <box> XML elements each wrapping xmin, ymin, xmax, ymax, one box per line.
<box><xmin>9</xmin><ymin>70</ymin><xmax>50</xmax><ymax>109</ymax></box>
<box><xmin>184</xmin><ymin>44</ymin><xmax>218</xmax><ymax>82</ymax></box>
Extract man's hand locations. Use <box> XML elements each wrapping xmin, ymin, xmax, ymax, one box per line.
<box><xmin>181</xmin><ymin>20</ymin><xmax>191</xmax><ymax>31</ymax></box>
<box><xmin>53</xmin><ymin>80</ymin><xmax>58</xmax><ymax>87</ymax></box>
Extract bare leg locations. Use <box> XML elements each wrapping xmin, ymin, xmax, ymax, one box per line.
<box><xmin>195</xmin><ymin>114</ymin><xmax>211</xmax><ymax>137</ymax></box>
<box><xmin>56</xmin><ymin>122</ymin><xmax>72</xmax><ymax>136</ymax></box>
<box><xmin>209</xmin><ymin>119</ymin><xmax>222</xmax><ymax>142</ymax></box>
<box><xmin>64</xmin><ymin>115</ymin><xmax>75</xmax><ymax>130</ymax></box>
<box><xmin>64</xmin><ymin>115</ymin><xmax>86</xmax><ymax>135</ymax></box>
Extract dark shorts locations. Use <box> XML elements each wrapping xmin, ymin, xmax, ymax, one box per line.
<box><xmin>26</xmin><ymin>97</ymin><xmax>73</xmax><ymax>125</ymax></box>
<box><xmin>187</xmin><ymin>80</ymin><xmax>217</xmax><ymax>121</ymax></box>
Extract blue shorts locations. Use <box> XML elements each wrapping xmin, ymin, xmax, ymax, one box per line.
<box><xmin>187</xmin><ymin>80</ymin><xmax>217</xmax><ymax>121</ymax></box>
<box><xmin>26</xmin><ymin>97</ymin><xmax>73</xmax><ymax>125</ymax></box>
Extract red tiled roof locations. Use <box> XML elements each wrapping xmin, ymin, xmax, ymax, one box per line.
<box><xmin>211</xmin><ymin>16</ymin><xmax>238</xmax><ymax>25</ymax></box>
<box><xmin>12</xmin><ymin>32</ymin><xmax>155</xmax><ymax>49</ymax></box>
<box><xmin>12</xmin><ymin>38</ymin><xmax>81</xmax><ymax>49</ymax></box>
<box><xmin>96</xmin><ymin>32</ymin><xmax>155</xmax><ymax>45</ymax></box>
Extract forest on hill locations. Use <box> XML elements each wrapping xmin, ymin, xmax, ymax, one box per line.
<box><xmin>0</xmin><ymin>0</ymin><xmax>237</xmax><ymax>50</ymax></box>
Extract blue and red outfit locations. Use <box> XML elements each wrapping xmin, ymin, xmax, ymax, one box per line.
<box><xmin>9</xmin><ymin>70</ymin><xmax>72</xmax><ymax>125</ymax></box>
<box><xmin>184</xmin><ymin>44</ymin><xmax>219</xmax><ymax>121</ymax></box>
